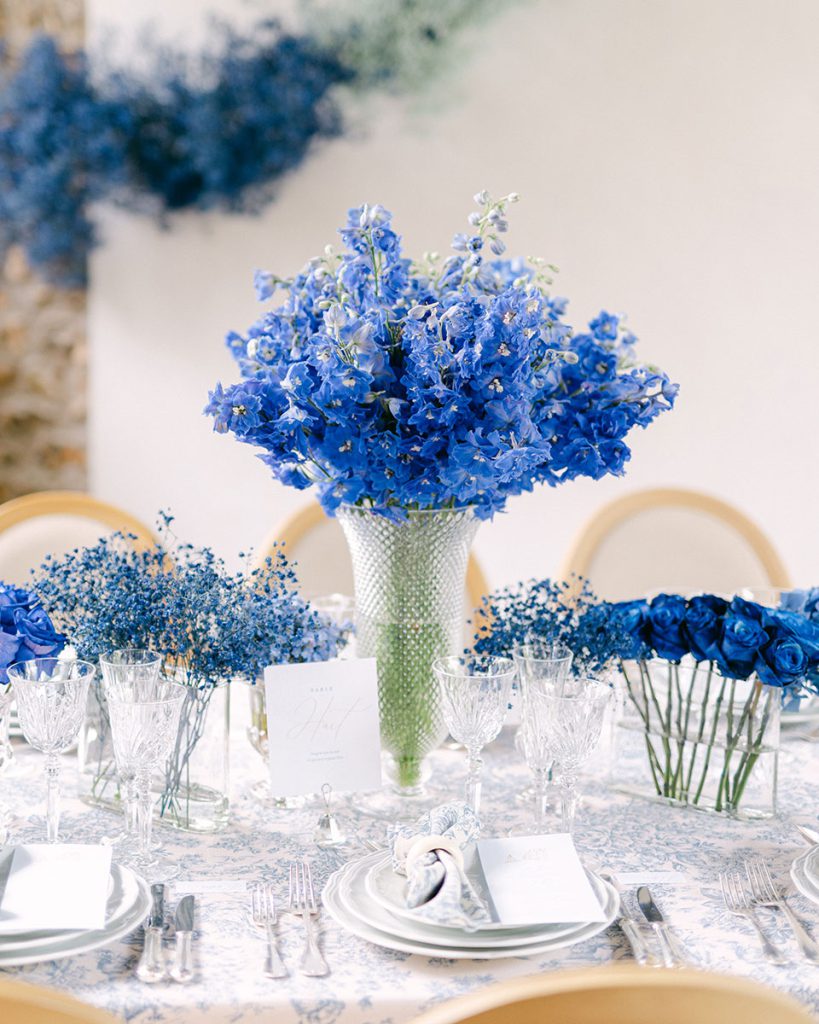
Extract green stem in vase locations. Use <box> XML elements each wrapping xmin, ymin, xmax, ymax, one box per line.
<box><xmin>621</xmin><ymin>661</ymin><xmax>664</xmax><ymax>798</ymax></box>
<box><xmin>683</xmin><ymin>661</ymin><xmax>712</xmax><ymax>800</ymax></box>
<box><xmin>639</xmin><ymin>660</ymin><xmax>674</xmax><ymax>797</ymax></box>
<box><xmin>730</xmin><ymin>685</ymin><xmax>774</xmax><ymax>809</ymax></box>
<box><xmin>692</xmin><ymin>673</ymin><xmax>727</xmax><ymax>806</ymax></box>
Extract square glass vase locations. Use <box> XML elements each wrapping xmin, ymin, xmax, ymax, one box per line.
<box><xmin>613</xmin><ymin>659</ymin><xmax>780</xmax><ymax>820</ymax></box>
<box><xmin>78</xmin><ymin>676</ymin><xmax>230</xmax><ymax>833</ymax></box>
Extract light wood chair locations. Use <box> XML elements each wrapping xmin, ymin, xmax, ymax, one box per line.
<box><xmin>0</xmin><ymin>979</ymin><xmax>121</xmax><ymax>1024</ymax></box>
<box><xmin>409</xmin><ymin>965</ymin><xmax>813</xmax><ymax>1024</ymax></box>
<box><xmin>256</xmin><ymin>499</ymin><xmax>489</xmax><ymax>613</ymax></box>
<box><xmin>559</xmin><ymin>487</ymin><xmax>790</xmax><ymax>601</ymax></box>
<box><xmin>0</xmin><ymin>491</ymin><xmax>156</xmax><ymax>586</ymax></box>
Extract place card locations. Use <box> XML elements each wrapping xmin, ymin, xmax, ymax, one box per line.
<box><xmin>264</xmin><ymin>657</ymin><xmax>382</xmax><ymax>796</ymax></box>
<box><xmin>0</xmin><ymin>844</ymin><xmax>112</xmax><ymax>934</ymax></box>
<box><xmin>477</xmin><ymin>833</ymin><xmax>606</xmax><ymax>926</ymax></box>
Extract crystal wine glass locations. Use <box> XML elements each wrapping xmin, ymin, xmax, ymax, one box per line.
<box><xmin>99</xmin><ymin>649</ymin><xmax>162</xmax><ymax>847</ymax></box>
<box><xmin>104</xmin><ymin>677</ymin><xmax>186</xmax><ymax>882</ymax></box>
<box><xmin>433</xmin><ymin>655</ymin><xmax>515</xmax><ymax>820</ymax></box>
<box><xmin>511</xmin><ymin>640</ymin><xmax>573</xmax><ymax>820</ymax></box>
<box><xmin>529</xmin><ymin>677</ymin><xmax>612</xmax><ymax>832</ymax></box>
<box><xmin>0</xmin><ymin>681</ymin><xmax>13</xmax><ymax>773</ymax></box>
<box><xmin>8</xmin><ymin>658</ymin><xmax>96</xmax><ymax>842</ymax></box>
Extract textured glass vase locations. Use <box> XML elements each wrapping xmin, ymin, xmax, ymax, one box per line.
<box><xmin>337</xmin><ymin>505</ymin><xmax>479</xmax><ymax>792</ymax></box>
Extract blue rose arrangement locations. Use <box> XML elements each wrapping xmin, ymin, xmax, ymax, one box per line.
<box><xmin>0</xmin><ymin>583</ymin><xmax>65</xmax><ymax>684</ymax></box>
<box><xmin>33</xmin><ymin>514</ymin><xmax>343</xmax><ymax>824</ymax></box>
<box><xmin>206</xmin><ymin>192</ymin><xmax>677</xmax><ymax>516</ymax></box>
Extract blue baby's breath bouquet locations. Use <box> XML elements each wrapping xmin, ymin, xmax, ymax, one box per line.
<box><xmin>206</xmin><ymin>191</ymin><xmax>677</xmax><ymax>792</ymax></box>
<box><xmin>34</xmin><ymin>515</ymin><xmax>342</xmax><ymax>829</ymax></box>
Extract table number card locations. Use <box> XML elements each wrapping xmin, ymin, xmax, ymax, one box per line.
<box><xmin>477</xmin><ymin>833</ymin><xmax>606</xmax><ymax>926</ymax></box>
<box><xmin>264</xmin><ymin>658</ymin><xmax>382</xmax><ymax>796</ymax></box>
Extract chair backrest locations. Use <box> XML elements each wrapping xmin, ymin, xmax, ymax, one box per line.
<box><xmin>0</xmin><ymin>979</ymin><xmax>121</xmax><ymax>1024</ymax></box>
<box><xmin>409</xmin><ymin>965</ymin><xmax>813</xmax><ymax>1024</ymax></box>
<box><xmin>0</xmin><ymin>491</ymin><xmax>156</xmax><ymax>587</ymax></box>
<box><xmin>256</xmin><ymin>500</ymin><xmax>489</xmax><ymax>616</ymax></box>
<box><xmin>559</xmin><ymin>487</ymin><xmax>790</xmax><ymax>600</ymax></box>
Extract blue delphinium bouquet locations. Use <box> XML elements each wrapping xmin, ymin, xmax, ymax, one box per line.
<box><xmin>206</xmin><ymin>192</ymin><xmax>677</xmax><ymax>517</ymax></box>
<box><xmin>0</xmin><ymin>582</ymin><xmax>65</xmax><ymax>683</ymax></box>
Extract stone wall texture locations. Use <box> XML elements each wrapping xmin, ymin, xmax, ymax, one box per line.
<box><xmin>0</xmin><ymin>0</ymin><xmax>87</xmax><ymax>504</ymax></box>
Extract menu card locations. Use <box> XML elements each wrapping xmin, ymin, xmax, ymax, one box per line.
<box><xmin>476</xmin><ymin>834</ymin><xmax>606</xmax><ymax>925</ymax></box>
<box><xmin>0</xmin><ymin>844</ymin><xmax>112</xmax><ymax>933</ymax></box>
<box><xmin>264</xmin><ymin>657</ymin><xmax>382</xmax><ymax>796</ymax></box>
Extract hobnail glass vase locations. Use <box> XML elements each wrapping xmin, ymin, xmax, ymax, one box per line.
<box><xmin>337</xmin><ymin>505</ymin><xmax>479</xmax><ymax>793</ymax></box>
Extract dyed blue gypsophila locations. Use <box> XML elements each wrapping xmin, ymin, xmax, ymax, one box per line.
<box><xmin>206</xmin><ymin>192</ymin><xmax>678</xmax><ymax>518</ymax></box>
<box><xmin>32</xmin><ymin>514</ymin><xmax>342</xmax><ymax>685</ymax></box>
<box><xmin>0</xmin><ymin>581</ymin><xmax>66</xmax><ymax>683</ymax></box>
<box><xmin>597</xmin><ymin>593</ymin><xmax>819</xmax><ymax>691</ymax></box>
<box><xmin>472</xmin><ymin>576</ymin><xmax>632</xmax><ymax>674</ymax></box>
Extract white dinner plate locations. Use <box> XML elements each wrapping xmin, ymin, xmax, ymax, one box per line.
<box><xmin>324</xmin><ymin>852</ymin><xmax>617</xmax><ymax>958</ymax></box>
<box><xmin>359</xmin><ymin>852</ymin><xmax>600</xmax><ymax>946</ymax></box>
<box><xmin>795</xmin><ymin>847</ymin><xmax>819</xmax><ymax>898</ymax></box>
<box><xmin>0</xmin><ymin>863</ymin><xmax>150</xmax><ymax>966</ymax></box>
<box><xmin>790</xmin><ymin>852</ymin><xmax>819</xmax><ymax>908</ymax></box>
<box><xmin>324</xmin><ymin>864</ymin><xmax>616</xmax><ymax>959</ymax></box>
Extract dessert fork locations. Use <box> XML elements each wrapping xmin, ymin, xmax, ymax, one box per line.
<box><xmin>288</xmin><ymin>860</ymin><xmax>329</xmax><ymax>976</ymax></box>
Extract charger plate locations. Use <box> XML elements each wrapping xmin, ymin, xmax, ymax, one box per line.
<box><xmin>323</xmin><ymin>851</ymin><xmax>617</xmax><ymax>959</ymax></box>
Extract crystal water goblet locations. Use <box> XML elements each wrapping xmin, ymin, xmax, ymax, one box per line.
<box><xmin>0</xmin><ymin>681</ymin><xmax>13</xmax><ymax>773</ymax></box>
<box><xmin>529</xmin><ymin>677</ymin><xmax>612</xmax><ymax>833</ymax></box>
<box><xmin>511</xmin><ymin>640</ymin><xmax>573</xmax><ymax>815</ymax></box>
<box><xmin>433</xmin><ymin>655</ymin><xmax>515</xmax><ymax>820</ymax></box>
<box><xmin>104</xmin><ymin>677</ymin><xmax>186</xmax><ymax>882</ymax></box>
<box><xmin>99</xmin><ymin>649</ymin><xmax>162</xmax><ymax>847</ymax></box>
<box><xmin>8</xmin><ymin>658</ymin><xmax>96</xmax><ymax>842</ymax></box>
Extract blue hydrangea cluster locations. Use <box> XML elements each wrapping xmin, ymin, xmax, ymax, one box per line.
<box><xmin>33</xmin><ymin>514</ymin><xmax>342</xmax><ymax>685</ymax></box>
<box><xmin>472</xmin><ymin>576</ymin><xmax>631</xmax><ymax>674</ymax></box>
<box><xmin>598</xmin><ymin>593</ymin><xmax>819</xmax><ymax>690</ymax></box>
<box><xmin>0</xmin><ymin>581</ymin><xmax>66</xmax><ymax>683</ymax></box>
<box><xmin>206</xmin><ymin>193</ymin><xmax>677</xmax><ymax>518</ymax></box>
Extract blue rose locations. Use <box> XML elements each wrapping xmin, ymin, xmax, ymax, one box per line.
<box><xmin>0</xmin><ymin>584</ymin><xmax>38</xmax><ymax>629</ymax></box>
<box><xmin>0</xmin><ymin>627</ymin><xmax>22</xmax><ymax>683</ymax></box>
<box><xmin>648</xmin><ymin>594</ymin><xmax>689</xmax><ymax>662</ymax></box>
<box><xmin>717</xmin><ymin>608</ymin><xmax>768</xmax><ymax>680</ymax></box>
<box><xmin>765</xmin><ymin>608</ymin><xmax>819</xmax><ymax>659</ymax></box>
<box><xmin>684</xmin><ymin>594</ymin><xmax>728</xmax><ymax>663</ymax></box>
<box><xmin>756</xmin><ymin>636</ymin><xmax>809</xmax><ymax>687</ymax></box>
<box><xmin>13</xmin><ymin>607</ymin><xmax>66</xmax><ymax>659</ymax></box>
<box><xmin>607</xmin><ymin>600</ymin><xmax>651</xmax><ymax>660</ymax></box>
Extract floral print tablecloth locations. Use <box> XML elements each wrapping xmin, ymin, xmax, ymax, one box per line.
<box><xmin>1</xmin><ymin>694</ymin><xmax>818</xmax><ymax>1023</ymax></box>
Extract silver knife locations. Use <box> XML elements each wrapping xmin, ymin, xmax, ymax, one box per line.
<box><xmin>636</xmin><ymin>885</ymin><xmax>686</xmax><ymax>968</ymax></box>
<box><xmin>169</xmin><ymin>895</ymin><xmax>195</xmax><ymax>983</ymax></box>
<box><xmin>136</xmin><ymin>883</ymin><xmax>167</xmax><ymax>983</ymax></box>
<box><xmin>795</xmin><ymin>823</ymin><xmax>819</xmax><ymax>846</ymax></box>
<box><xmin>601</xmin><ymin>873</ymin><xmax>652</xmax><ymax>966</ymax></box>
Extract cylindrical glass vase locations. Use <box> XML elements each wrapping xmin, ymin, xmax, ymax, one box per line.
<box><xmin>336</xmin><ymin>505</ymin><xmax>479</xmax><ymax>793</ymax></box>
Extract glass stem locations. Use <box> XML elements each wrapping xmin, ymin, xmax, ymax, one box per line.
<box><xmin>533</xmin><ymin>766</ymin><xmax>550</xmax><ymax>831</ymax></box>
<box><xmin>136</xmin><ymin>769</ymin><xmax>153</xmax><ymax>859</ymax></box>
<box><xmin>560</xmin><ymin>767</ymin><xmax>579</xmax><ymax>833</ymax></box>
<box><xmin>465</xmin><ymin>748</ymin><xmax>483</xmax><ymax>816</ymax></box>
<box><xmin>45</xmin><ymin>755</ymin><xmax>61</xmax><ymax>843</ymax></box>
<box><xmin>124</xmin><ymin>777</ymin><xmax>138</xmax><ymax>835</ymax></box>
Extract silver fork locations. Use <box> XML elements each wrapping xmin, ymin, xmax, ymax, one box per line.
<box><xmin>288</xmin><ymin>860</ymin><xmax>329</xmax><ymax>976</ymax></box>
<box><xmin>745</xmin><ymin>858</ymin><xmax>819</xmax><ymax>964</ymax></box>
<box><xmin>719</xmin><ymin>870</ymin><xmax>786</xmax><ymax>964</ymax></box>
<box><xmin>251</xmin><ymin>884</ymin><xmax>288</xmax><ymax>979</ymax></box>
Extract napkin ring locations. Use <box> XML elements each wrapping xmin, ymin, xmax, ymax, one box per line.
<box><xmin>403</xmin><ymin>834</ymin><xmax>465</xmax><ymax>874</ymax></box>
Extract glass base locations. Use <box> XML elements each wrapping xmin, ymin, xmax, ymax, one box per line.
<box><xmin>157</xmin><ymin>782</ymin><xmax>230</xmax><ymax>833</ymax></box>
<box><xmin>117</xmin><ymin>850</ymin><xmax>180</xmax><ymax>884</ymax></box>
<box><xmin>348</xmin><ymin>782</ymin><xmax>442</xmax><ymax>823</ymax></box>
<box><xmin>248</xmin><ymin>779</ymin><xmax>311</xmax><ymax>809</ymax></box>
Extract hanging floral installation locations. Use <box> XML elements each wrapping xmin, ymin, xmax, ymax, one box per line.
<box><xmin>0</xmin><ymin>0</ymin><xmax>516</xmax><ymax>288</ymax></box>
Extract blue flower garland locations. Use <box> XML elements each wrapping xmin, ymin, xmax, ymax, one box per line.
<box><xmin>0</xmin><ymin>3</ymin><xmax>516</xmax><ymax>288</ymax></box>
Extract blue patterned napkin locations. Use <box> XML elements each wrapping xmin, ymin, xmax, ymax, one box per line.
<box><xmin>388</xmin><ymin>802</ymin><xmax>492</xmax><ymax>931</ymax></box>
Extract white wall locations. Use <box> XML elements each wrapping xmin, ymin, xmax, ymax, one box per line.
<box><xmin>88</xmin><ymin>0</ymin><xmax>819</xmax><ymax>590</ymax></box>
